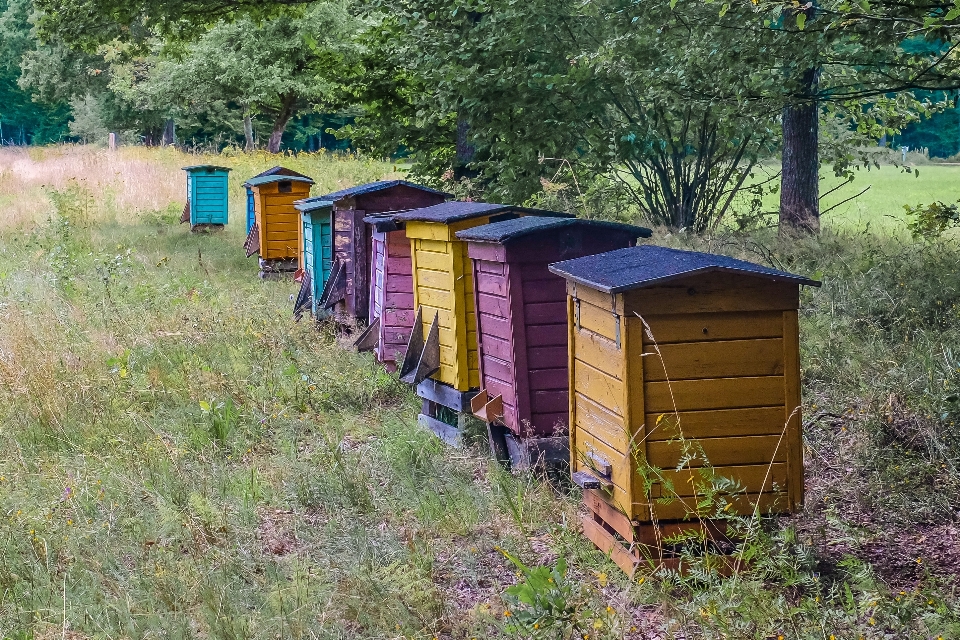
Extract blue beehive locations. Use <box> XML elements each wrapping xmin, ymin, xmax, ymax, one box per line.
<box><xmin>293</xmin><ymin>197</ymin><xmax>334</xmax><ymax>320</ymax></box>
<box><xmin>245</xmin><ymin>166</ymin><xmax>313</xmax><ymax>234</ymax></box>
<box><xmin>182</xmin><ymin>165</ymin><xmax>231</xmax><ymax>228</ymax></box>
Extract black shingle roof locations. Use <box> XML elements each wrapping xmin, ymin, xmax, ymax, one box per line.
<box><xmin>548</xmin><ymin>245</ymin><xmax>821</xmax><ymax>293</ymax></box>
<box><xmin>394</xmin><ymin>201</ymin><xmax>573</xmax><ymax>224</ymax></box>
<box><xmin>455</xmin><ymin>216</ymin><xmax>652</xmax><ymax>243</ymax></box>
<box><xmin>320</xmin><ymin>180</ymin><xmax>449</xmax><ymax>201</ymax></box>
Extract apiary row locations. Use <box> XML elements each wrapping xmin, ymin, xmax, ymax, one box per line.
<box><xmin>181</xmin><ymin>164</ymin><xmax>820</xmax><ymax>574</ymax></box>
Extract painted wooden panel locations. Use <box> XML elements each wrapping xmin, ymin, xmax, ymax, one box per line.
<box><xmin>648</xmin><ymin>492</ymin><xmax>789</xmax><ymax>521</ymax></box>
<box><xmin>647</xmin><ymin>434</ymin><xmax>789</xmax><ymax>468</ymax></box>
<box><xmin>623</xmin><ymin>272</ymin><xmax>800</xmax><ymax>316</ymax></box>
<box><xmin>577</xmin><ymin>301</ymin><xmax>620</xmax><ymax>342</ymax></box>
<box><xmin>246</xmin><ymin>187</ymin><xmax>255</xmax><ymax>233</ymax></box>
<box><xmin>643</xmin><ymin>406</ymin><xmax>789</xmax><ymax>441</ymax></box>
<box><xmin>254</xmin><ymin>182</ymin><xmax>312</xmax><ymax>260</ymax></box>
<box><xmin>643</xmin><ymin>338</ymin><xmax>786</xmax><ymax>382</ymax></box>
<box><xmin>640</xmin><ymin>311</ymin><xmax>784</xmax><ymax>345</ymax></box>
<box><xmin>573</xmin><ymin>359</ymin><xmax>625</xmax><ymax>417</ymax></box>
<box><xmin>657</xmin><ymin>463</ymin><xmax>789</xmax><ymax>497</ymax></box>
<box><xmin>644</xmin><ymin>376</ymin><xmax>786</xmax><ymax>414</ymax></box>
<box><xmin>188</xmin><ymin>170</ymin><xmax>229</xmax><ymax>225</ymax></box>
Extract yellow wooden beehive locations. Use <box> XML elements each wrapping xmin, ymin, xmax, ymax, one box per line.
<box><xmin>548</xmin><ymin>245</ymin><xmax>820</xmax><ymax>573</ymax></box>
<box><xmin>243</xmin><ymin>175</ymin><xmax>314</xmax><ymax>265</ymax></box>
<box><xmin>395</xmin><ymin>202</ymin><xmax>569</xmax><ymax>392</ymax></box>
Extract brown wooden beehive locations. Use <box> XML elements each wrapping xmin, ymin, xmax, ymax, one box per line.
<box><xmin>548</xmin><ymin>245</ymin><xmax>820</xmax><ymax>574</ymax></box>
<box><xmin>454</xmin><ymin>217</ymin><xmax>651</xmax><ymax>468</ymax></box>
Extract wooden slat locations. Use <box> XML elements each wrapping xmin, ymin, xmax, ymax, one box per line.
<box><xmin>584</xmin><ymin>489</ymin><xmax>636</xmax><ymax>543</ymax></box>
<box><xmin>525</xmin><ymin>301</ymin><xmax>567</xmax><ymax>324</ymax></box>
<box><xmin>644</xmin><ymin>338</ymin><xmax>785</xmax><ymax>382</ymax></box>
<box><xmin>647</xmin><ymin>434</ymin><xmax>788</xmax><ymax>468</ymax></box>
<box><xmin>567</xmin><ymin>295</ymin><xmax>577</xmax><ymax>471</ymax></box>
<box><xmin>649</xmin><ymin>492</ymin><xmax>790</xmax><ymax>520</ymax></box>
<box><xmin>416</xmin><ymin>268</ymin><xmax>451</xmax><ymax>291</ymax></box>
<box><xmin>573</xmin><ymin>284</ymin><xmax>624</xmax><ymax>315</ymax></box>
<box><xmin>574</xmin><ymin>330</ymin><xmax>621</xmax><ymax>380</ymax></box>
<box><xmin>624</xmin><ymin>272</ymin><xmax>800</xmax><ymax>316</ymax></box>
<box><xmin>644</xmin><ymin>376</ymin><xmax>785</xmax><ymax>413</ymax></box>
<box><xmin>573</xmin><ymin>360</ymin><xmax>625</xmax><ymax>416</ymax></box>
<box><xmin>415</xmin><ymin>250</ymin><xmax>450</xmax><ymax>271</ymax></box>
<box><xmin>531</xmin><ymin>390</ymin><xmax>566</xmax><ymax>414</ymax></box>
<box><xmin>482</xmin><ymin>334</ymin><xmax>511</xmax><ymax>361</ymax></box>
<box><xmin>477</xmin><ymin>292</ymin><xmax>510</xmax><ymax>318</ymax></box>
<box><xmin>418</xmin><ymin>287</ymin><xmax>453</xmax><ymax>310</ymax></box>
<box><xmin>657</xmin><ymin>462</ymin><xmax>789</xmax><ymax>498</ymax></box>
<box><xmin>644</xmin><ymin>406</ymin><xmax>788</xmax><ymax>441</ymax></box>
<box><xmin>480</xmin><ymin>313</ymin><xmax>511</xmax><ymax>340</ymax></box>
<box><xmin>639</xmin><ymin>311</ymin><xmax>784</xmax><ymax>345</ymax></box>
<box><xmin>529</xmin><ymin>368</ymin><xmax>567</xmax><ymax>390</ymax></box>
<box><xmin>624</xmin><ymin>310</ymin><xmax>645</xmax><ymax>521</ymax></box>
<box><xmin>477</xmin><ymin>272</ymin><xmax>508</xmax><ymax>296</ymax></box>
<box><xmin>523</xmin><ymin>279</ymin><xmax>567</xmax><ymax>303</ymax></box>
<box><xmin>581</xmin><ymin>516</ymin><xmax>640</xmax><ymax>577</ymax></box>
<box><xmin>574</xmin><ymin>430</ymin><xmax>635</xmax><ymax>496</ymax></box>
<box><xmin>526</xmin><ymin>325</ymin><xmax>566</xmax><ymax>347</ymax></box>
<box><xmin>386</xmin><ymin>275</ymin><xmax>413</xmax><ymax>293</ymax></box>
<box><xmin>578</xmin><ymin>301</ymin><xmax>620</xmax><ymax>342</ymax></box>
<box><xmin>574</xmin><ymin>393</ymin><xmax>629</xmax><ymax>449</ymax></box>
<box><xmin>406</xmin><ymin>221</ymin><xmax>451</xmax><ymax>241</ymax></box>
<box><xmin>783</xmin><ymin>310</ymin><xmax>803</xmax><ymax>511</ymax></box>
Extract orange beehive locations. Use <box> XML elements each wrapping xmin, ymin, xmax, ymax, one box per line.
<box><xmin>549</xmin><ymin>245</ymin><xmax>820</xmax><ymax>574</ymax></box>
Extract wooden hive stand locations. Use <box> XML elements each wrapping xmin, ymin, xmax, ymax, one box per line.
<box><xmin>392</xmin><ymin>202</ymin><xmax>574</xmax><ymax>445</ymax></box>
<box><xmin>455</xmin><ymin>217</ymin><xmax>651</xmax><ymax>470</ymax></box>
<box><xmin>549</xmin><ymin>245</ymin><xmax>821</xmax><ymax>575</ymax></box>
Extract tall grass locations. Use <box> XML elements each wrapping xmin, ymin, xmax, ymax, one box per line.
<box><xmin>1</xmin><ymin>146</ymin><xmax>959</xmax><ymax>639</ymax></box>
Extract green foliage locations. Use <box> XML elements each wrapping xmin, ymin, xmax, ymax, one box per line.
<box><xmin>905</xmin><ymin>199</ymin><xmax>960</xmax><ymax>238</ymax></box>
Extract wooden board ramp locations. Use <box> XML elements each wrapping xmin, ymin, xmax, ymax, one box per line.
<box><xmin>353</xmin><ymin>316</ymin><xmax>381</xmax><ymax>352</ymax></box>
<box><xmin>399</xmin><ymin>308</ymin><xmax>440</xmax><ymax>385</ymax></box>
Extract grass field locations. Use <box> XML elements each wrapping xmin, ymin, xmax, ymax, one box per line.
<box><xmin>739</xmin><ymin>163</ymin><xmax>960</xmax><ymax>232</ymax></box>
<box><xmin>1</xmin><ymin>145</ymin><xmax>960</xmax><ymax>639</ymax></box>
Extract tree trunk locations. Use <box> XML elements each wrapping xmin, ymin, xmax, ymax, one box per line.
<box><xmin>162</xmin><ymin>119</ymin><xmax>175</xmax><ymax>146</ymax></box>
<box><xmin>266</xmin><ymin>94</ymin><xmax>297</xmax><ymax>154</ymax></box>
<box><xmin>780</xmin><ymin>68</ymin><xmax>820</xmax><ymax>234</ymax></box>
<box><xmin>243</xmin><ymin>114</ymin><xmax>255</xmax><ymax>152</ymax></box>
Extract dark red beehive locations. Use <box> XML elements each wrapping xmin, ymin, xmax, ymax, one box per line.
<box><xmin>316</xmin><ymin>181</ymin><xmax>447</xmax><ymax>332</ymax></box>
<box><xmin>456</xmin><ymin>216</ymin><xmax>651</xmax><ymax>467</ymax></box>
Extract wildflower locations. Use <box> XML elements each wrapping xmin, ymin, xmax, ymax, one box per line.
<box><xmin>503</xmin><ymin>611</ymin><xmax>511</xmax><ymax>618</ymax></box>
<box><xmin>869</xmin><ymin>618</ymin><xmax>875</xmax><ymax>625</ymax></box>
<box><xmin>593</xmin><ymin>619</ymin><xmax>604</xmax><ymax>629</ymax></box>
<box><xmin>917</xmin><ymin>557</ymin><xmax>923</xmax><ymax>563</ymax></box>
<box><xmin>637</xmin><ymin>576</ymin><xmax>645</xmax><ymax>585</ymax></box>
<box><xmin>606</xmin><ymin>606</ymin><xmax>613</xmax><ymax>613</ymax></box>
<box><xmin>596</xmin><ymin>571</ymin><xmax>607</xmax><ymax>586</ymax></box>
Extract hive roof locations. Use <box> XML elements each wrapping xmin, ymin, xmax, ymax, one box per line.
<box><xmin>243</xmin><ymin>175</ymin><xmax>315</xmax><ymax>187</ymax></box>
<box><xmin>394</xmin><ymin>201</ymin><xmax>572</xmax><ymax>224</ymax></box>
<box><xmin>320</xmin><ymin>180</ymin><xmax>449</xmax><ymax>201</ymax></box>
<box><xmin>294</xmin><ymin>197</ymin><xmax>333</xmax><ymax>213</ymax></box>
<box><xmin>455</xmin><ymin>216</ymin><xmax>652</xmax><ymax>243</ymax></box>
<box><xmin>182</xmin><ymin>165</ymin><xmax>231</xmax><ymax>172</ymax></box>
<box><xmin>251</xmin><ymin>166</ymin><xmax>312</xmax><ymax>180</ymax></box>
<box><xmin>548</xmin><ymin>245</ymin><xmax>821</xmax><ymax>293</ymax></box>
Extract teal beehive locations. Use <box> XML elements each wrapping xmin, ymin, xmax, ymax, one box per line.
<box><xmin>182</xmin><ymin>165</ymin><xmax>231</xmax><ymax>229</ymax></box>
<box><xmin>293</xmin><ymin>197</ymin><xmax>334</xmax><ymax>320</ymax></box>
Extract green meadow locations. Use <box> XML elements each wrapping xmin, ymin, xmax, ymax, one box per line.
<box><xmin>1</xmin><ymin>145</ymin><xmax>960</xmax><ymax>639</ymax></box>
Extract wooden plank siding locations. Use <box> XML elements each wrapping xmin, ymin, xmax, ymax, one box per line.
<box><xmin>406</xmin><ymin>217</ymin><xmax>501</xmax><ymax>392</ymax></box>
<box><xmin>567</xmin><ymin>276</ymin><xmax>805</xmax><ymax>523</ymax></box>
<box><xmin>254</xmin><ymin>182</ymin><xmax>312</xmax><ymax>261</ymax></box>
<box><xmin>371</xmin><ymin>229</ymin><xmax>416</xmax><ymax>368</ymax></box>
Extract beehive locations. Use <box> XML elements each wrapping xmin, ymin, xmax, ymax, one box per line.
<box><xmin>243</xmin><ymin>174</ymin><xmax>314</xmax><ymax>275</ymax></box>
<box><xmin>292</xmin><ymin>197</ymin><xmax>333</xmax><ymax>320</ymax></box>
<box><xmin>392</xmin><ymin>203</ymin><xmax>571</xmax><ymax>442</ymax></box>
<box><xmin>549</xmin><ymin>246</ymin><xmax>820</xmax><ymax>574</ymax></box>
<box><xmin>245</xmin><ymin>166</ymin><xmax>312</xmax><ymax>234</ymax></box>
<box><xmin>455</xmin><ymin>217</ymin><xmax>651</xmax><ymax>467</ymax></box>
<box><xmin>313</xmin><ymin>180</ymin><xmax>447</xmax><ymax>329</ymax></box>
<box><xmin>181</xmin><ymin>165</ymin><xmax>230</xmax><ymax>229</ymax></box>
<box><xmin>356</xmin><ymin>214</ymin><xmax>416</xmax><ymax>372</ymax></box>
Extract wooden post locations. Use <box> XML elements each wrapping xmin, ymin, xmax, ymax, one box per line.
<box><xmin>108</xmin><ymin>132</ymin><xmax>117</xmax><ymax>150</ymax></box>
